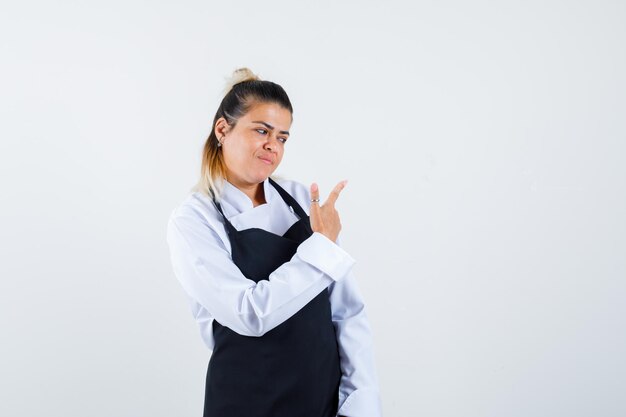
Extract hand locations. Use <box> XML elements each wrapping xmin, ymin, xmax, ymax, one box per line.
<box><xmin>309</xmin><ymin>180</ymin><xmax>348</xmax><ymax>243</ymax></box>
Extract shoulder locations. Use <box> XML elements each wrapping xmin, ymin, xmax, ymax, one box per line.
<box><xmin>167</xmin><ymin>191</ymin><xmax>225</xmax><ymax>241</ymax></box>
<box><xmin>272</xmin><ymin>176</ymin><xmax>311</xmax><ymax>215</ymax></box>
<box><xmin>169</xmin><ymin>191</ymin><xmax>216</xmax><ymax>222</ymax></box>
<box><xmin>272</xmin><ymin>176</ymin><xmax>309</xmax><ymax>198</ymax></box>
<box><xmin>166</xmin><ymin>191</ymin><xmax>232</xmax><ymax>260</ymax></box>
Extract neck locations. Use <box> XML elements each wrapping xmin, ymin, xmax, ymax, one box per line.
<box><xmin>228</xmin><ymin>177</ymin><xmax>266</xmax><ymax>207</ymax></box>
<box><xmin>250</xmin><ymin>184</ymin><xmax>266</xmax><ymax>207</ymax></box>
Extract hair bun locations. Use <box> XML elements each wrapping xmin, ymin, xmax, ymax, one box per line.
<box><xmin>222</xmin><ymin>67</ymin><xmax>261</xmax><ymax>96</ymax></box>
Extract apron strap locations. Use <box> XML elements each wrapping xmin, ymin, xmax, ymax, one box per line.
<box><xmin>211</xmin><ymin>197</ymin><xmax>237</xmax><ymax>236</ymax></box>
<box><xmin>211</xmin><ymin>177</ymin><xmax>312</xmax><ymax>234</ymax></box>
<box><xmin>267</xmin><ymin>177</ymin><xmax>310</xmax><ymax>221</ymax></box>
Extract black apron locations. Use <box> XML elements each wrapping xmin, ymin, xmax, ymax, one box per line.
<box><xmin>204</xmin><ymin>177</ymin><xmax>341</xmax><ymax>417</ymax></box>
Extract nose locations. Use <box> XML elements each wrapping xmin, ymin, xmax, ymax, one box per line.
<box><xmin>263</xmin><ymin>135</ymin><xmax>278</xmax><ymax>151</ymax></box>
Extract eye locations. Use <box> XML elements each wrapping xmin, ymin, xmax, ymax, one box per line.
<box><xmin>278</xmin><ymin>137</ymin><xmax>288</xmax><ymax>144</ymax></box>
<box><xmin>256</xmin><ymin>128</ymin><xmax>268</xmax><ymax>135</ymax></box>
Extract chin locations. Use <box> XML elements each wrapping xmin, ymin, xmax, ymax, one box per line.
<box><xmin>261</xmin><ymin>168</ymin><xmax>276</xmax><ymax>179</ymax></box>
<box><xmin>252</xmin><ymin>173</ymin><xmax>271</xmax><ymax>183</ymax></box>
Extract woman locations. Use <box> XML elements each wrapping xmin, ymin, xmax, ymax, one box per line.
<box><xmin>167</xmin><ymin>68</ymin><xmax>382</xmax><ymax>417</ymax></box>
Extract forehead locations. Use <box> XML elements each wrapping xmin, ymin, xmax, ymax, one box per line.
<box><xmin>242</xmin><ymin>102</ymin><xmax>292</xmax><ymax>127</ymax></box>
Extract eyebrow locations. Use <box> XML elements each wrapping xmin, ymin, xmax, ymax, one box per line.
<box><xmin>252</xmin><ymin>121</ymin><xmax>290</xmax><ymax>135</ymax></box>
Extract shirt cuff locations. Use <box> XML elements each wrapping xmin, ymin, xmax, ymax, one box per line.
<box><xmin>296</xmin><ymin>232</ymin><xmax>355</xmax><ymax>281</ymax></box>
<box><xmin>337</xmin><ymin>388</ymin><xmax>383</xmax><ymax>417</ymax></box>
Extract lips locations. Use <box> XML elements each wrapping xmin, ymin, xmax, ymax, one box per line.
<box><xmin>258</xmin><ymin>156</ymin><xmax>273</xmax><ymax>165</ymax></box>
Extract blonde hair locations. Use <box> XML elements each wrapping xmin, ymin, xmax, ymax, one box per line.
<box><xmin>191</xmin><ymin>67</ymin><xmax>293</xmax><ymax>201</ymax></box>
<box><xmin>222</xmin><ymin>68</ymin><xmax>260</xmax><ymax>97</ymax></box>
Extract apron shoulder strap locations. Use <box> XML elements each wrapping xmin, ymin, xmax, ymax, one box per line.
<box><xmin>268</xmin><ymin>177</ymin><xmax>309</xmax><ymax>220</ymax></box>
<box><xmin>210</xmin><ymin>193</ymin><xmax>237</xmax><ymax>236</ymax></box>
<box><xmin>211</xmin><ymin>178</ymin><xmax>311</xmax><ymax>235</ymax></box>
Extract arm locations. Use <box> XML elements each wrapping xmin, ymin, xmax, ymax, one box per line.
<box><xmin>329</xmin><ymin>243</ymin><xmax>383</xmax><ymax>416</ymax></box>
<box><xmin>166</xmin><ymin>209</ymin><xmax>355</xmax><ymax>337</ymax></box>
<box><xmin>289</xmin><ymin>179</ymin><xmax>383</xmax><ymax>415</ymax></box>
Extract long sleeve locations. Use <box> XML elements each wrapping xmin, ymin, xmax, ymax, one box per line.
<box><xmin>329</xmin><ymin>269</ymin><xmax>383</xmax><ymax>417</ymax></box>
<box><xmin>284</xmin><ymin>181</ymin><xmax>383</xmax><ymax>416</ymax></box>
<box><xmin>166</xmin><ymin>206</ymin><xmax>356</xmax><ymax>338</ymax></box>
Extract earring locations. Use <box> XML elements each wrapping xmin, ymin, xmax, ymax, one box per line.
<box><xmin>217</xmin><ymin>136</ymin><xmax>224</xmax><ymax>147</ymax></box>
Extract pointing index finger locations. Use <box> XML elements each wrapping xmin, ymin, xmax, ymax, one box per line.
<box><xmin>325</xmin><ymin>180</ymin><xmax>348</xmax><ymax>206</ymax></box>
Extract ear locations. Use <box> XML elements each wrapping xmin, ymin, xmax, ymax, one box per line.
<box><xmin>214</xmin><ymin>117</ymin><xmax>231</xmax><ymax>139</ymax></box>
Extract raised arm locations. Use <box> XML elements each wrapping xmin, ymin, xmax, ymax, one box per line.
<box><xmin>298</xmin><ymin>181</ymin><xmax>383</xmax><ymax>416</ymax></box>
<box><xmin>166</xmin><ymin>209</ymin><xmax>355</xmax><ymax>337</ymax></box>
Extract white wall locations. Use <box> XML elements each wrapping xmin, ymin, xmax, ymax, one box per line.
<box><xmin>1</xmin><ymin>1</ymin><xmax>625</xmax><ymax>416</ymax></box>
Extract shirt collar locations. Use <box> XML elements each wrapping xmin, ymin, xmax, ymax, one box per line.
<box><xmin>222</xmin><ymin>177</ymin><xmax>274</xmax><ymax>213</ymax></box>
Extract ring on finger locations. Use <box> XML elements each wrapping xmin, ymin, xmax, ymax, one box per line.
<box><xmin>310</xmin><ymin>198</ymin><xmax>320</xmax><ymax>203</ymax></box>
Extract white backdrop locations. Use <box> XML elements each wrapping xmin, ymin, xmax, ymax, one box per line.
<box><xmin>1</xmin><ymin>1</ymin><xmax>625</xmax><ymax>416</ymax></box>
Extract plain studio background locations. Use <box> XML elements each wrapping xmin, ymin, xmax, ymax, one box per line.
<box><xmin>1</xmin><ymin>0</ymin><xmax>624</xmax><ymax>416</ymax></box>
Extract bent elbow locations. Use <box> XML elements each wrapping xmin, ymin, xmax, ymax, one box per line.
<box><xmin>234</xmin><ymin>285</ymin><xmax>276</xmax><ymax>337</ymax></box>
<box><xmin>234</xmin><ymin>312</ymin><xmax>272</xmax><ymax>337</ymax></box>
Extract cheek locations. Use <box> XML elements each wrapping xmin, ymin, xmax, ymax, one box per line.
<box><xmin>224</xmin><ymin>142</ymin><xmax>252</xmax><ymax>165</ymax></box>
<box><xmin>274</xmin><ymin>148</ymin><xmax>285</xmax><ymax>162</ymax></box>
<box><xmin>231</xmin><ymin>139</ymin><xmax>256</xmax><ymax>158</ymax></box>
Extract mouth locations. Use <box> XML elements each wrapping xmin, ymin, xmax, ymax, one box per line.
<box><xmin>258</xmin><ymin>156</ymin><xmax>273</xmax><ymax>165</ymax></box>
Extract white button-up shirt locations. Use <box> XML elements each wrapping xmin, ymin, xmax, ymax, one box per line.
<box><xmin>166</xmin><ymin>176</ymin><xmax>382</xmax><ymax>417</ymax></box>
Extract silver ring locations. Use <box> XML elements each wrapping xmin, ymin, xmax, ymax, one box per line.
<box><xmin>310</xmin><ymin>198</ymin><xmax>320</xmax><ymax>203</ymax></box>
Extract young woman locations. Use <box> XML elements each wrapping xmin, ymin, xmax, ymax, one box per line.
<box><xmin>167</xmin><ymin>68</ymin><xmax>382</xmax><ymax>417</ymax></box>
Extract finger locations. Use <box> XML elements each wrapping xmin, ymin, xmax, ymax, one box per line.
<box><xmin>325</xmin><ymin>180</ymin><xmax>348</xmax><ymax>206</ymax></box>
<box><xmin>310</xmin><ymin>182</ymin><xmax>321</xmax><ymax>207</ymax></box>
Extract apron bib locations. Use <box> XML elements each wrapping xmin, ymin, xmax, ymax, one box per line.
<box><xmin>204</xmin><ymin>177</ymin><xmax>341</xmax><ymax>417</ymax></box>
